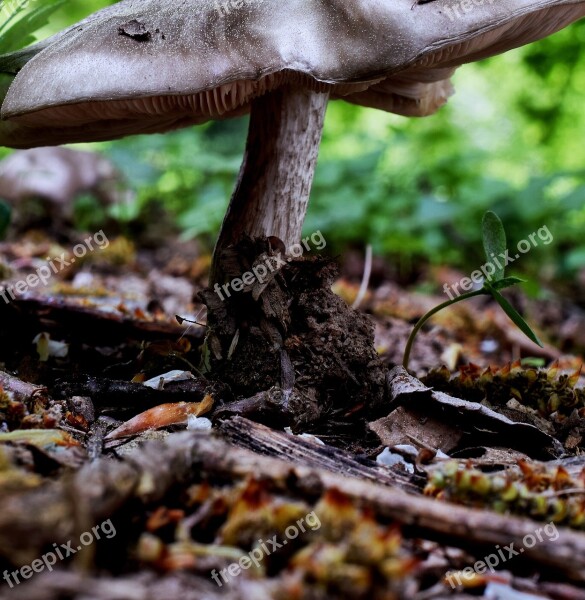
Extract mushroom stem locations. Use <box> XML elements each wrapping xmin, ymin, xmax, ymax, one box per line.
<box><xmin>211</xmin><ymin>86</ymin><xmax>329</xmax><ymax>282</ymax></box>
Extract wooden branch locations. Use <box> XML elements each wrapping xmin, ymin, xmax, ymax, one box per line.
<box><xmin>1</xmin><ymin>425</ymin><xmax>585</xmax><ymax>583</ymax></box>
<box><xmin>0</xmin><ymin>294</ymin><xmax>204</xmax><ymax>344</ymax></box>
<box><xmin>0</xmin><ymin>369</ymin><xmax>47</xmax><ymax>402</ymax></box>
<box><xmin>190</xmin><ymin>431</ymin><xmax>585</xmax><ymax>583</ymax></box>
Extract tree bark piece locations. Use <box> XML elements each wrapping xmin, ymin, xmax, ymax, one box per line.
<box><xmin>217</xmin><ymin>415</ymin><xmax>422</xmax><ymax>494</ymax></box>
<box><xmin>383</xmin><ymin>366</ymin><xmax>563</xmax><ymax>459</ymax></box>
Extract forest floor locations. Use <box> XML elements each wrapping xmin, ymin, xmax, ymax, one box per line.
<box><xmin>0</xmin><ymin>227</ymin><xmax>585</xmax><ymax>600</ymax></box>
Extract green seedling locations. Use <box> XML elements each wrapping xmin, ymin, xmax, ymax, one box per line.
<box><xmin>403</xmin><ymin>211</ymin><xmax>543</xmax><ymax>370</ymax></box>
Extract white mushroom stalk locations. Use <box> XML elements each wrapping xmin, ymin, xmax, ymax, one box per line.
<box><xmin>212</xmin><ymin>87</ymin><xmax>329</xmax><ymax>278</ymax></box>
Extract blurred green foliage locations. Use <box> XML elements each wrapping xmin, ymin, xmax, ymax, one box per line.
<box><xmin>0</xmin><ymin>0</ymin><xmax>64</xmax><ymax>53</ymax></box>
<box><xmin>3</xmin><ymin>0</ymin><xmax>585</xmax><ymax>284</ymax></box>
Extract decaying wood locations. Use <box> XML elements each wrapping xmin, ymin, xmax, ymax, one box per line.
<box><xmin>1</xmin><ymin>426</ymin><xmax>585</xmax><ymax>583</ymax></box>
<box><xmin>0</xmin><ymin>459</ymin><xmax>137</xmax><ymax>565</ymax></box>
<box><xmin>0</xmin><ymin>370</ymin><xmax>47</xmax><ymax>403</ymax></box>
<box><xmin>184</xmin><ymin>433</ymin><xmax>585</xmax><ymax>582</ymax></box>
<box><xmin>217</xmin><ymin>416</ymin><xmax>422</xmax><ymax>494</ymax></box>
<box><xmin>0</xmin><ymin>295</ymin><xmax>204</xmax><ymax>344</ymax></box>
<box><xmin>5</xmin><ymin>571</ymin><xmax>503</xmax><ymax>600</ymax></box>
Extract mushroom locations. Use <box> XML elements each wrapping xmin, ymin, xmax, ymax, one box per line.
<box><xmin>0</xmin><ymin>1</ymin><xmax>583</xmax><ymax>422</ymax></box>
<box><xmin>1</xmin><ymin>0</ymin><xmax>584</xmax><ymax>277</ymax></box>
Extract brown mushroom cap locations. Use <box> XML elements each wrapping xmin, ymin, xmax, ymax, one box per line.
<box><xmin>1</xmin><ymin>0</ymin><xmax>584</xmax><ymax>147</ymax></box>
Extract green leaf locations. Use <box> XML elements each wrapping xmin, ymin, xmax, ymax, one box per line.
<box><xmin>0</xmin><ymin>0</ymin><xmax>66</xmax><ymax>55</ymax></box>
<box><xmin>485</xmin><ymin>283</ymin><xmax>544</xmax><ymax>347</ymax></box>
<box><xmin>491</xmin><ymin>276</ymin><xmax>526</xmax><ymax>290</ymax></box>
<box><xmin>481</xmin><ymin>211</ymin><xmax>507</xmax><ymax>281</ymax></box>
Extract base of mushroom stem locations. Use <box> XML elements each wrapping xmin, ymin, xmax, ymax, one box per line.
<box><xmin>199</xmin><ymin>237</ymin><xmax>387</xmax><ymax>430</ymax></box>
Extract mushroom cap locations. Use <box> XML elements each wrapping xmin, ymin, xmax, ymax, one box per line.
<box><xmin>1</xmin><ymin>0</ymin><xmax>584</xmax><ymax>147</ymax></box>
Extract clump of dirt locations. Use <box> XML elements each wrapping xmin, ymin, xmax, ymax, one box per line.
<box><xmin>199</xmin><ymin>237</ymin><xmax>387</xmax><ymax>431</ymax></box>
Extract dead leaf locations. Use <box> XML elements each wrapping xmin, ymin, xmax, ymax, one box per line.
<box><xmin>379</xmin><ymin>367</ymin><xmax>563</xmax><ymax>460</ymax></box>
<box><xmin>105</xmin><ymin>394</ymin><xmax>214</xmax><ymax>440</ymax></box>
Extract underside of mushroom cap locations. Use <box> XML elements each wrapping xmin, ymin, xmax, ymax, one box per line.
<box><xmin>1</xmin><ymin>0</ymin><xmax>584</xmax><ymax>148</ymax></box>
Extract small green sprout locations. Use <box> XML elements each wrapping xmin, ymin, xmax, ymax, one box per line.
<box><xmin>403</xmin><ymin>211</ymin><xmax>543</xmax><ymax>370</ymax></box>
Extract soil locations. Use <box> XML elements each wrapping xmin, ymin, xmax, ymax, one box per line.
<box><xmin>200</xmin><ymin>237</ymin><xmax>387</xmax><ymax>432</ymax></box>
